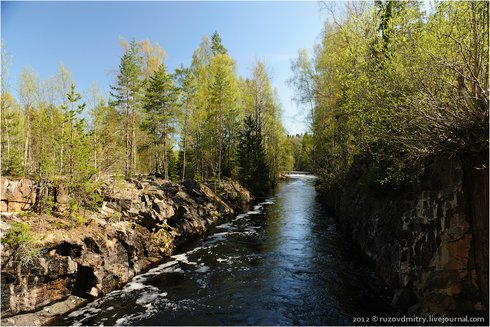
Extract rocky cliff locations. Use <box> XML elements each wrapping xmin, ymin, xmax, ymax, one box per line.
<box><xmin>0</xmin><ymin>176</ymin><xmax>251</xmax><ymax>325</ymax></box>
<box><xmin>324</xmin><ymin>151</ymin><xmax>488</xmax><ymax>317</ymax></box>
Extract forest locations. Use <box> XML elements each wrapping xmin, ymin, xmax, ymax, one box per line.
<box><xmin>1</xmin><ymin>0</ymin><xmax>488</xmax><ymax>210</ymax></box>
<box><xmin>1</xmin><ymin>32</ymin><xmax>296</xmax><ymax>210</ymax></box>
<box><xmin>290</xmin><ymin>0</ymin><xmax>488</xmax><ymax>191</ymax></box>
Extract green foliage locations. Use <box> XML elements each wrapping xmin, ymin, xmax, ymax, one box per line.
<box><xmin>290</xmin><ymin>1</ymin><xmax>488</xmax><ymax>190</ymax></box>
<box><xmin>1</xmin><ymin>93</ymin><xmax>25</xmax><ymax>177</ymax></box>
<box><xmin>142</xmin><ymin>62</ymin><xmax>178</xmax><ymax>179</ymax></box>
<box><xmin>2</xmin><ymin>31</ymin><xmax>293</xmax><ymax>206</ymax></box>
<box><xmin>211</xmin><ymin>31</ymin><xmax>228</xmax><ymax>55</ymax></box>
<box><xmin>41</xmin><ymin>193</ymin><xmax>55</xmax><ymax>215</ymax></box>
<box><xmin>1</xmin><ymin>221</ymin><xmax>40</xmax><ymax>264</ymax></box>
<box><xmin>61</xmin><ymin>84</ymin><xmax>100</xmax><ymax>210</ymax></box>
<box><xmin>288</xmin><ymin>133</ymin><xmax>314</xmax><ymax>172</ymax></box>
<box><xmin>89</xmin><ymin>102</ymin><xmax>124</xmax><ymax>174</ymax></box>
<box><xmin>152</xmin><ymin>227</ymin><xmax>174</xmax><ymax>256</ymax></box>
<box><xmin>1</xmin><ymin>221</ymin><xmax>33</xmax><ymax>248</ymax></box>
<box><xmin>110</xmin><ymin>39</ymin><xmax>143</xmax><ymax>178</ymax></box>
<box><xmin>237</xmin><ymin>115</ymin><xmax>270</xmax><ymax>196</ymax></box>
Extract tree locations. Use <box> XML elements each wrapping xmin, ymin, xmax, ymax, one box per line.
<box><xmin>18</xmin><ymin>67</ymin><xmax>40</xmax><ymax>175</ymax></box>
<box><xmin>408</xmin><ymin>1</ymin><xmax>488</xmax><ymax>156</ymax></box>
<box><xmin>87</xmin><ymin>83</ymin><xmax>106</xmax><ymax>173</ymax></box>
<box><xmin>211</xmin><ymin>31</ymin><xmax>228</xmax><ymax>56</ymax></box>
<box><xmin>243</xmin><ymin>61</ymin><xmax>287</xmax><ymax>186</ymax></box>
<box><xmin>62</xmin><ymin>84</ymin><xmax>86</xmax><ymax>176</ymax></box>
<box><xmin>290</xmin><ymin>0</ymin><xmax>488</xmax><ymax>190</ymax></box>
<box><xmin>138</xmin><ymin>38</ymin><xmax>167</xmax><ymax>80</ymax></box>
<box><xmin>237</xmin><ymin>115</ymin><xmax>270</xmax><ymax>196</ymax></box>
<box><xmin>1</xmin><ymin>93</ymin><xmax>24</xmax><ymax>177</ymax></box>
<box><xmin>208</xmin><ymin>53</ymin><xmax>239</xmax><ymax>181</ymax></box>
<box><xmin>87</xmin><ymin>96</ymin><xmax>124</xmax><ymax>176</ymax></box>
<box><xmin>174</xmin><ymin>65</ymin><xmax>196</xmax><ymax>181</ymax></box>
<box><xmin>142</xmin><ymin>63</ymin><xmax>178</xmax><ymax>179</ymax></box>
<box><xmin>1</xmin><ymin>42</ymin><xmax>24</xmax><ymax>177</ymax></box>
<box><xmin>54</xmin><ymin>63</ymin><xmax>74</xmax><ymax>175</ymax></box>
<box><xmin>110</xmin><ymin>39</ymin><xmax>143</xmax><ymax>178</ymax></box>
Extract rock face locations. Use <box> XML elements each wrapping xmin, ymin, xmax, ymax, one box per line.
<box><xmin>206</xmin><ymin>177</ymin><xmax>253</xmax><ymax>211</ymax></box>
<box><xmin>1</xmin><ymin>177</ymin><xmax>251</xmax><ymax>322</ymax></box>
<box><xmin>324</xmin><ymin>151</ymin><xmax>488</xmax><ymax>316</ymax></box>
<box><xmin>0</xmin><ymin>178</ymin><xmax>36</xmax><ymax>212</ymax></box>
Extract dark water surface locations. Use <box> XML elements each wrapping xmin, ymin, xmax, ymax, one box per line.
<box><xmin>54</xmin><ymin>175</ymin><xmax>395</xmax><ymax>326</ymax></box>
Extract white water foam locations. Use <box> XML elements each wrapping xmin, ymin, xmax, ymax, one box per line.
<box><xmin>171</xmin><ymin>253</ymin><xmax>198</xmax><ymax>266</ymax></box>
<box><xmin>247</xmin><ymin>210</ymin><xmax>261</xmax><ymax>215</ymax></box>
<box><xmin>286</xmin><ymin>173</ymin><xmax>317</xmax><ymax>179</ymax></box>
<box><xmin>135</xmin><ymin>292</ymin><xmax>160</xmax><ymax>305</ymax></box>
<box><xmin>216</xmin><ymin>255</ymin><xmax>241</xmax><ymax>264</ymax></box>
<box><xmin>145</xmin><ymin>260</ymin><xmax>179</xmax><ymax>276</ymax></box>
<box><xmin>195</xmin><ymin>265</ymin><xmax>210</xmax><ymax>273</ymax></box>
<box><xmin>233</xmin><ymin>213</ymin><xmax>247</xmax><ymax>221</ymax></box>
<box><xmin>216</xmin><ymin>222</ymin><xmax>234</xmax><ymax>230</ymax></box>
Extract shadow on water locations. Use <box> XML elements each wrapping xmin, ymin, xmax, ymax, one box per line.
<box><xmin>52</xmin><ymin>175</ymin><xmax>396</xmax><ymax>326</ymax></box>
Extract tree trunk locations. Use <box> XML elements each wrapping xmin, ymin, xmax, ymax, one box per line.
<box><xmin>162</xmin><ymin>121</ymin><xmax>168</xmax><ymax>180</ymax></box>
<box><xmin>218</xmin><ymin>100</ymin><xmax>223</xmax><ymax>182</ymax></box>
<box><xmin>182</xmin><ymin>101</ymin><xmax>188</xmax><ymax>182</ymax></box>
<box><xmin>93</xmin><ymin>123</ymin><xmax>98</xmax><ymax>172</ymax></box>
<box><xmin>60</xmin><ymin>119</ymin><xmax>64</xmax><ymax>174</ymax></box>
<box><xmin>125</xmin><ymin>99</ymin><xmax>129</xmax><ymax>178</ymax></box>
<box><xmin>131</xmin><ymin>106</ymin><xmax>136</xmax><ymax>177</ymax></box>
<box><xmin>1</xmin><ymin>97</ymin><xmax>11</xmax><ymax>172</ymax></box>
<box><xmin>24</xmin><ymin>107</ymin><xmax>30</xmax><ymax>176</ymax></box>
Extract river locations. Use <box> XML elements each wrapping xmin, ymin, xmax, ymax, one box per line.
<box><xmin>53</xmin><ymin>174</ymin><xmax>395</xmax><ymax>326</ymax></box>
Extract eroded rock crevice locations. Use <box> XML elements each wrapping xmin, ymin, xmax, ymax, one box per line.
<box><xmin>71</xmin><ymin>266</ymin><xmax>97</xmax><ymax>298</ymax></box>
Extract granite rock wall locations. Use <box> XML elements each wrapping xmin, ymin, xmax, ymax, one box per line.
<box><xmin>324</xmin><ymin>151</ymin><xmax>488</xmax><ymax>316</ymax></box>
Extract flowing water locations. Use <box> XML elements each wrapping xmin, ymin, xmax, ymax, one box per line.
<box><xmin>54</xmin><ymin>175</ymin><xmax>395</xmax><ymax>326</ymax></box>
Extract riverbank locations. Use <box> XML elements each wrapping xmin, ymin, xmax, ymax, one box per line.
<box><xmin>0</xmin><ymin>176</ymin><xmax>252</xmax><ymax>326</ymax></box>
<box><xmin>322</xmin><ymin>151</ymin><xmax>488</xmax><ymax>318</ymax></box>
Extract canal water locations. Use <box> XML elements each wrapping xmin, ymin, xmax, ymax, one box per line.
<box><xmin>54</xmin><ymin>174</ymin><xmax>395</xmax><ymax>326</ymax></box>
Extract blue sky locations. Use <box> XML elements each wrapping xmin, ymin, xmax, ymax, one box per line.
<box><xmin>1</xmin><ymin>1</ymin><xmax>328</xmax><ymax>135</ymax></box>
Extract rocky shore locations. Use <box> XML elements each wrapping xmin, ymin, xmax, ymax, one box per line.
<box><xmin>0</xmin><ymin>176</ymin><xmax>252</xmax><ymax>325</ymax></box>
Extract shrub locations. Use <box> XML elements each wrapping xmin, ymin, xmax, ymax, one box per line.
<box><xmin>1</xmin><ymin>221</ymin><xmax>40</xmax><ymax>265</ymax></box>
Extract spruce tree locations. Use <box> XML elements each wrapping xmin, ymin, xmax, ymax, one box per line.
<box><xmin>237</xmin><ymin>115</ymin><xmax>270</xmax><ymax>196</ymax></box>
<box><xmin>62</xmin><ymin>83</ymin><xmax>98</xmax><ymax>210</ymax></box>
<box><xmin>211</xmin><ymin>31</ymin><xmax>227</xmax><ymax>56</ymax></box>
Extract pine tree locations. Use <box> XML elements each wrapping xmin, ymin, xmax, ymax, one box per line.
<box><xmin>110</xmin><ymin>39</ymin><xmax>142</xmax><ymax>178</ymax></box>
<box><xmin>142</xmin><ymin>63</ymin><xmax>178</xmax><ymax>179</ymax></box>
